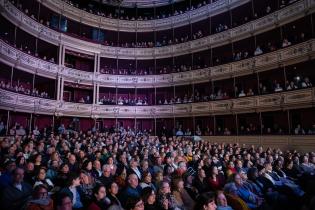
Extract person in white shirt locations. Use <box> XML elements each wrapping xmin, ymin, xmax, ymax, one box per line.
<box><xmin>238</xmin><ymin>90</ymin><xmax>246</xmax><ymax>97</ymax></box>
<box><xmin>282</xmin><ymin>38</ymin><xmax>292</xmax><ymax>48</ymax></box>
<box><xmin>301</xmin><ymin>77</ymin><xmax>312</xmax><ymax>88</ymax></box>
<box><xmin>286</xmin><ymin>81</ymin><xmax>298</xmax><ymax>90</ymax></box>
<box><xmin>274</xmin><ymin>83</ymin><xmax>283</xmax><ymax>92</ymax></box>
<box><xmin>254</xmin><ymin>46</ymin><xmax>263</xmax><ymax>56</ymax></box>
<box><xmin>33</xmin><ymin>126</ymin><xmax>40</xmax><ymax>136</ymax></box>
<box><xmin>294</xmin><ymin>124</ymin><xmax>305</xmax><ymax>135</ymax></box>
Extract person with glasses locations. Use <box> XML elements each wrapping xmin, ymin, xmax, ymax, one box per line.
<box><xmin>56</xmin><ymin>193</ymin><xmax>73</xmax><ymax>210</ymax></box>
<box><xmin>125</xmin><ymin>197</ymin><xmax>145</xmax><ymax>210</ymax></box>
<box><xmin>25</xmin><ymin>184</ymin><xmax>54</xmax><ymax>210</ymax></box>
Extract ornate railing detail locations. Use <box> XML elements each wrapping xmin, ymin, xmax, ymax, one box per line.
<box><xmin>1</xmin><ymin>39</ymin><xmax>315</xmax><ymax>87</ymax></box>
<box><xmin>0</xmin><ymin>88</ymin><xmax>313</xmax><ymax>118</ymax></box>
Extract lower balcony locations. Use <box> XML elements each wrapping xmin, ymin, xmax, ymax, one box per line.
<box><xmin>0</xmin><ymin>87</ymin><xmax>314</xmax><ymax>118</ymax></box>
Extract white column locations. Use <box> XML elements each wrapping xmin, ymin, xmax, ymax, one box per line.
<box><xmin>58</xmin><ymin>44</ymin><xmax>63</xmax><ymax>65</ymax></box>
<box><xmin>61</xmin><ymin>46</ymin><xmax>65</xmax><ymax>66</ymax></box>
<box><xmin>60</xmin><ymin>77</ymin><xmax>64</xmax><ymax>101</ymax></box>
<box><xmin>93</xmin><ymin>82</ymin><xmax>97</xmax><ymax>104</ymax></box>
<box><xmin>96</xmin><ymin>83</ymin><xmax>100</xmax><ymax>104</ymax></box>
<box><xmin>97</xmin><ymin>54</ymin><xmax>100</xmax><ymax>73</ymax></box>
<box><xmin>58</xmin><ymin>44</ymin><xmax>65</xmax><ymax>66</ymax></box>
<box><xmin>93</xmin><ymin>53</ymin><xmax>100</xmax><ymax>104</ymax></box>
<box><xmin>56</xmin><ymin>75</ymin><xmax>61</xmax><ymax>100</ymax></box>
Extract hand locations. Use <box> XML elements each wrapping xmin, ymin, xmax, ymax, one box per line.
<box><xmin>162</xmin><ymin>198</ymin><xmax>169</xmax><ymax>209</ymax></box>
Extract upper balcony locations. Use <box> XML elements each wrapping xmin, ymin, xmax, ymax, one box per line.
<box><xmin>41</xmin><ymin>0</ymin><xmax>249</xmax><ymax>32</ymax></box>
<box><xmin>2</xmin><ymin>0</ymin><xmax>313</xmax><ymax>58</ymax></box>
<box><xmin>1</xmin><ymin>38</ymin><xmax>314</xmax><ymax>88</ymax></box>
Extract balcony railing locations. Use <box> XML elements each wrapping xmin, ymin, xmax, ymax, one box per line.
<box><xmin>1</xmin><ymin>0</ymin><xmax>313</xmax><ymax>58</ymax></box>
<box><xmin>1</xmin><ymin>39</ymin><xmax>314</xmax><ymax>88</ymax></box>
<box><xmin>0</xmin><ymin>88</ymin><xmax>314</xmax><ymax>118</ymax></box>
<box><xmin>41</xmin><ymin>0</ymin><xmax>249</xmax><ymax>32</ymax></box>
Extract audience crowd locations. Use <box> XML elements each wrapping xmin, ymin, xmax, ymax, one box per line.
<box><xmin>1</xmin><ymin>124</ymin><xmax>315</xmax><ymax>210</ymax></box>
<box><xmin>7</xmin><ymin>0</ymin><xmax>300</xmax><ymax>52</ymax></box>
<box><xmin>0</xmin><ymin>74</ymin><xmax>312</xmax><ymax>106</ymax></box>
<box><xmin>0</xmin><ymin>80</ymin><xmax>50</xmax><ymax>99</ymax></box>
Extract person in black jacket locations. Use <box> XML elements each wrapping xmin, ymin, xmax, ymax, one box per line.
<box><xmin>193</xmin><ymin>168</ymin><xmax>208</xmax><ymax>194</ymax></box>
<box><xmin>0</xmin><ymin>167</ymin><xmax>33</xmax><ymax>210</ymax></box>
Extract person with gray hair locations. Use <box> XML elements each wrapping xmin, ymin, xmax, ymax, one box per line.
<box><xmin>98</xmin><ymin>164</ymin><xmax>114</xmax><ymax>187</ymax></box>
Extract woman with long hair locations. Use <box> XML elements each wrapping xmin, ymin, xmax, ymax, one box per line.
<box><xmin>208</xmin><ymin>166</ymin><xmax>225</xmax><ymax>191</ymax></box>
<box><xmin>33</xmin><ymin>167</ymin><xmax>54</xmax><ymax>192</ymax></box>
<box><xmin>141</xmin><ymin>187</ymin><xmax>158</xmax><ymax>210</ymax></box>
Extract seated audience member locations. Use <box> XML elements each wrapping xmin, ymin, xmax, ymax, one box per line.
<box><xmin>171</xmin><ymin>177</ymin><xmax>195</xmax><ymax>210</ymax></box>
<box><xmin>286</xmin><ymin>81</ymin><xmax>298</xmax><ymax>90</ymax></box>
<box><xmin>238</xmin><ymin>90</ymin><xmax>246</xmax><ymax>97</ymax></box>
<box><xmin>301</xmin><ymin>77</ymin><xmax>312</xmax><ymax>88</ymax></box>
<box><xmin>262</xmin><ymin>161</ymin><xmax>305</xmax><ymax>199</ymax></box>
<box><xmin>294</xmin><ymin>124</ymin><xmax>305</xmax><ymax>135</ymax></box>
<box><xmin>56</xmin><ymin>193</ymin><xmax>73</xmax><ymax>210</ymax></box>
<box><xmin>254</xmin><ymin>46</ymin><xmax>263</xmax><ymax>56</ymax></box>
<box><xmin>194</xmin><ymin>168</ymin><xmax>209</xmax><ymax>194</ymax></box>
<box><xmin>120</xmin><ymin>173</ymin><xmax>142</xmax><ymax>207</ymax></box>
<box><xmin>124</xmin><ymin>197</ymin><xmax>144</xmax><ymax>210</ymax></box>
<box><xmin>60</xmin><ymin>173</ymin><xmax>84</xmax><ymax>210</ymax></box>
<box><xmin>208</xmin><ymin>166</ymin><xmax>225</xmax><ymax>191</ymax></box>
<box><xmin>216</xmin><ymin>191</ymin><xmax>234</xmax><ymax>210</ymax></box>
<box><xmin>33</xmin><ymin>167</ymin><xmax>54</xmax><ymax>192</ymax></box>
<box><xmin>87</xmin><ymin>184</ymin><xmax>109</xmax><ymax>210</ymax></box>
<box><xmin>194</xmin><ymin>192</ymin><xmax>217</xmax><ymax>210</ymax></box>
<box><xmin>274</xmin><ymin>83</ymin><xmax>283</xmax><ymax>92</ymax></box>
<box><xmin>0</xmin><ymin>159</ymin><xmax>16</xmax><ymax>188</ymax></box>
<box><xmin>98</xmin><ymin>164</ymin><xmax>114</xmax><ymax>187</ymax></box>
<box><xmin>128</xmin><ymin>157</ymin><xmax>142</xmax><ymax>180</ymax></box>
<box><xmin>231</xmin><ymin>173</ymin><xmax>264</xmax><ymax>209</ymax></box>
<box><xmin>139</xmin><ymin>171</ymin><xmax>156</xmax><ymax>191</ymax></box>
<box><xmin>79</xmin><ymin>170</ymin><xmax>95</xmax><ymax>206</ymax></box>
<box><xmin>300</xmin><ymin>155</ymin><xmax>315</xmax><ymax>175</ymax></box>
<box><xmin>141</xmin><ymin>187</ymin><xmax>160</xmax><ymax>210</ymax></box>
<box><xmin>0</xmin><ymin>167</ymin><xmax>33</xmax><ymax>210</ymax></box>
<box><xmin>25</xmin><ymin>184</ymin><xmax>54</xmax><ymax>210</ymax></box>
<box><xmin>157</xmin><ymin>181</ymin><xmax>179</xmax><ymax>210</ymax></box>
<box><xmin>107</xmin><ymin>182</ymin><xmax>123</xmax><ymax>210</ymax></box>
<box><xmin>282</xmin><ymin>38</ymin><xmax>292</xmax><ymax>47</ymax></box>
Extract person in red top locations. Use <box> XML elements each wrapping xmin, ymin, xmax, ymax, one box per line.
<box><xmin>226</xmin><ymin>161</ymin><xmax>237</xmax><ymax>178</ymax></box>
<box><xmin>208</xmin><ymin>166</ymin><xmax>225</xmax><ymax>191</ymax></box>
<box><xmin>88</xmin><ymin>184</ymin><xmax>109</xmax><ymax>210</ymax></box>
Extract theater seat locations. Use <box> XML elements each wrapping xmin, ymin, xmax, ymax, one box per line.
<box><xmin>225</xmin><ymin>193</ymin><xmax>251</xmax><ymax>210</ymax></box>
